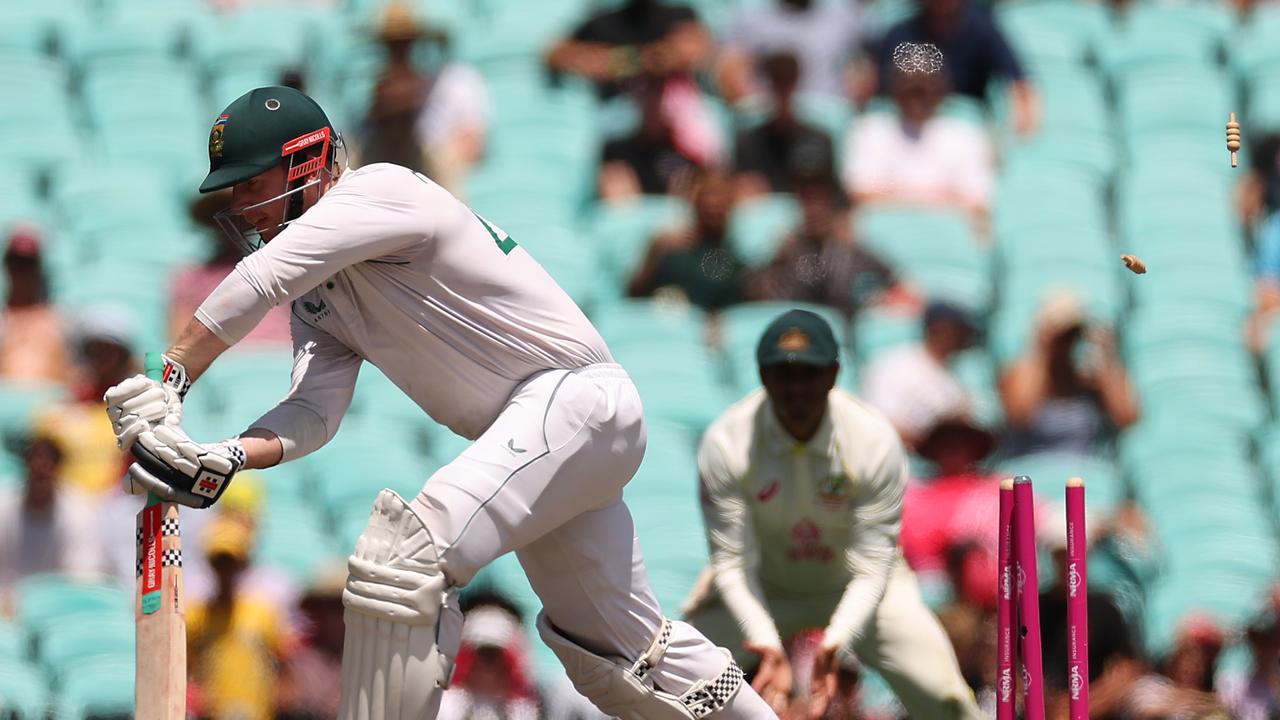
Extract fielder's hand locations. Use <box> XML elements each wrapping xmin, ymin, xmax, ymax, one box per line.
<box><xmin>126</xmin><ymin>425</ymin><xmax>244</xmax><ymax>509</ymax></box>
<box><xmin>104</xmin><ymin>354</ymin><xmax>191</xmax><ymax>450</ymax></box>
<box><xmin>806</xmin><ymin>643</ymin><xmax>839</xmax><ymax>720</ymax></box>
<box><xmin>745</xmin><ymin>643</ymin><xmax>792</xmax><ymax>716</ymax></box>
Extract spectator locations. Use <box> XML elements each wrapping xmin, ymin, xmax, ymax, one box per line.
<box><xmin>0</xmin><ymin>435</ymin><xmax>106</xmax><ymax>593</ymax></box>
<box><xmin>32</xmin><ymin>306</ymin><xmax>138</xmax><ymax>496</ymax></box>
<box><xmin>686</xmin><ymin>309</ymin><xmax>982</xmax><ymax>719</ymax></box>
<box><xmin>187</xmin><ymin>514</ymin><xmax>290</xmax><ymax>720</ymax></box>
<box><xmin>899</xmin><ymin>415</ymin><xmax>999</xmax><ymax>579</ymax></box>
<box><xmin>627</xmin><ymin>168</ymin><xmax>745</xmax><ymax>310</ymax></box>
<box><xmin>1218</xmin><ymin>595</ymin><xmax>1280</xmax><ymax>720</ymax></box>
<box><xmin>732</xmin><ymin>52</ymin><xmax>837</xmax><ymax>197</ymax></box>
<box><xmin>716</xmin><ymin>0</ymin><xmax>871</xmax><ymax>104</ymax></box>
<box><xmin>360</xmin><ymin>2</ymin><xmax>488</xmax><ymax>190</ymax></box>
<box><xmin>277</xmin><ymin>564</ymin><xmax>347</xmax><ymax>720</ymax></box>
<box><xmin>0</xmin><ymin>224</ymin><xmax>72</xmax><ymax>385</ymax></box>
<box><xmin>934</xmin><ymin>541</ymin><xmax>999</xmax><ymax>715</ymax></box>
<box><xmin>842</xmin><ymin>65</ymin><xmax>995</xmax><ymax>221</ymax></box>
<box><xmin>439</xmin><ymin>589</ymin><xmax>542</xmax><ymax>720</ymax></box>
<box><xmin>170</xmin><ymin>191</ymin><xmax>291</xmax><ymax>347</ymax></box>
<box><xmin>599</xmin><ymin>76</ymin><xmax>703</xmax><ymax>200</ymax></box>
<box><xmin>861</xmin><ymin>300</ymin><xmax>977</xmax><ymax>448</ymax></box>
<box><xmin>1243</xmin><ymin>133</ymin><xmax>1280</xmax><ymax>354</ymax></box>
<box><xmin>747</xmin><ymin>173</ymin><xmax>903</xmax><ymax>318</ymax></box>
<box><xmin>1036</xmin><ymin>506</ymin><xmax>1142</xmax><ymax>720</ymax></box>
<box><xmin>1116</xmin><ymin>616</ymin><xmax>1231</xmax><ymax>720</ymax></box>
<box><xmin>999</xmin><ymin>291</ymin><xmax>1140</xmax><ymax>459</ymax></box>
<box><xmin>547</xmin><ymin>0</ymin><xmax>711</xmax><ymax>100</ymax></box>
<box><xmin>863</xmin><ymin>0</ymin><xmax>1040</xmax><ymax>136</ymax></box>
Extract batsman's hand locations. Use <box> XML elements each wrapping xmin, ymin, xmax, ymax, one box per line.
<box><xmin>126</xmin><ymin>425</ymin><xmax>244</xmax><ymax>509</ymax></box>
<box><xmin>745</xmin><ymin>643</ymin><xmax>792</xmax><ymax>715</ymax></box>
<box><xmin>104</xmin><ymin>354</ymin><xmax>191</xmax><ymax>450</ymax></box>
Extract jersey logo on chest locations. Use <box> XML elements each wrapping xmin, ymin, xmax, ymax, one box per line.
<box><xmin>816</xmin><ymin>473</ymin><xmax>851</xmax><ymax>509</ymax></box>
<box><xmin>755</xmin><ymin>479</ymin><xmax>781</xmax><ymax>503</ymax></box>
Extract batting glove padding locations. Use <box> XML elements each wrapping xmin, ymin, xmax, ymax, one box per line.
<box><xmin>128</xmin><ymin>426</ymin><xmax>245</xmax><ymax>509</ymax></box>
<box><xmin>105</xmin><ymin>354</ymin><xmax>190</xmax><ymax>450</ymax></box>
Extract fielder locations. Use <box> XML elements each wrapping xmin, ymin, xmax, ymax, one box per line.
<box><xmin>104</xmin><ymin>86</ymin><xmax>774</xmax><ymax>719</ymax></box>
<box><xmin>685</xmin><ymin>309</ymin><xmax>982</xmax><ymax>719</ymax></box>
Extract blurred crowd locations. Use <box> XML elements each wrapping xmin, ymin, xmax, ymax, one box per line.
<box><xmin>3</xmin><ymin>0</ymin><xmax>1280</xmax><ymax>718</ymax></box>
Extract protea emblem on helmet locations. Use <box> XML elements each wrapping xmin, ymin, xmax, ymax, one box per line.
<box><xmin>209</xmin><ymin>115</ymin><xmax>229</xmax><ymax>160</ymax></box>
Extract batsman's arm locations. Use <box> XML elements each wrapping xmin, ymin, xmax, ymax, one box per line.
<box><xmin>244</xmin><ymin>312</ymin><xmax>361</xmax><ymax>465</ymax></box>
<box><xmin>821</xmin><ymin>435</ymin><xmax>906</xmax><ymax>651</ymax></box>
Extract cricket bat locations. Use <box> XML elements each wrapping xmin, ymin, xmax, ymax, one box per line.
<box><xmin>135</xmin><ymin>351</ymin><xmax>186</xmax><ymax>719</ymax></box>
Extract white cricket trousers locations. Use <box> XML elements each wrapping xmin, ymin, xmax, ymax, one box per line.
<box><xmin>409</xmin><ymin>363</ymin><xmax>774</xmax><ymax>718</ymax></box>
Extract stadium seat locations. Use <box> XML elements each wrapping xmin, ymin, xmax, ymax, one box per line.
<box><xmin>587</xmin><ymin>196</ymin><xmax>691</xmax><ymax>285</ymax></box>
<box><xmin>856</xmin><ymin>207</ymin><xmax>991</xmax><ymax>312</ymax></box>
<box><xmin>998</xmin><ymin>451</ymin><xmax>1127</xmax><ymax>511</ymax></box>
<box><xmin>728</xmin><ymin>193</ymin><xmax>799</xmax><ymax>267</ymax></box>
<box><xmin>996</xmin><ymin>1</ymin><xmax>1108</xmax><ymax>69</ymax></box>
<box><xmin>49</xmin><ymin>658</ymin><xmax>133</xmax><ymax>720</ymax></box>
<box><xmin>14</xmin><ymin>576</ymin><xmax>131</xmax><ymax>640</ymax></box>
<box><xmin>36</xmin><ymin>621</ymin><xmax>133</xmax><ymax>684</ymax></box>
<box><xmin>1117</xmin><ymin>67</ymin><xmax>1234</xmax><ymax>139</ymax></box>
<box><xmin>0</xmin><ymin>620</ymin><xmax>26</xmax><ymax>661</ymax></box>
<box><xmin>1099</xmin><ymin>9</ymin><xmax>1224</xmax><ymax>82</ymax></box>
<box><xmin>0</xmin><ymin>658</ymin><xmax>50</xmax><ymax>720</ymax></box>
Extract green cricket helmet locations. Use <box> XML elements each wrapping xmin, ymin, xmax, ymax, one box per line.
<box><xmin>201</xmin><ymin>86</ymin><xmax>341</xmax><ymax>252</ymax></box>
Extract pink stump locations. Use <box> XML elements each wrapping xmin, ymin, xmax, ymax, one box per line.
<box><xmin>997</xmin><ymin>478</ymin><xmax>1016</xmax><ymax>720</ymax></box>
<box><xmin>1066</xmin><ymin>477</ymin><xmax>1090</xmax><ymax>720</ymax></box>
<box><xmin>1013</xmin><ymin>476</ymin><xmax>1045</xmax><ymax>720</ymax></box>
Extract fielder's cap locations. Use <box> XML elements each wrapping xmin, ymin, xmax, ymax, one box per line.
<box><xmin>756</xmin><ymin>309</ymin><xmax>839</xmax><ymax>368</ymax></box>
<box><xmin>200</xmin><ymin>86</ymin><xmax>334</xmax><ymax>193</ymax></box>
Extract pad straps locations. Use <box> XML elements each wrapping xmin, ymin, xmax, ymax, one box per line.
<box><xmin>630</xmin><ymin>618</ymin><xmax>745</xmax><ymax>718</ymax></box>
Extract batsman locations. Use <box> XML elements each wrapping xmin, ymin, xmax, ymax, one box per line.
<box><xmin>104</xmin><ymin>86</ymin><xmax>775</xmax><ymax>719</ymax></box>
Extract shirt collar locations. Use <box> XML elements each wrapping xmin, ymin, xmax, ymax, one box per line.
<box><xmin>760</xmin><ymin>393</ymin><xmax>836</xmax><ymax>455</ymax></box>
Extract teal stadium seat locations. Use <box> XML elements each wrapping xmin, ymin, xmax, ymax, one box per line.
<box><xmin>728</xmin><ymin>193</ymin><xmax>799</xmax><ymax>267</ymax></box>
<box><xmin>36</xmin><ymin>620</ymin><xmax>133</xmax><ymax>685</ymax></box>
<box><xmin>0</xmin><ymin>658</ymin><xmax>50</xmax><ymax>720</ymax></box>
<box><xmin>587</xmin><ymin>196</ymin><xmax>691</xmax><ymax>290</ymax></box>
<box><xmin>997</xmin><ymin>1</ymin><xmax>1108</xmax><ymax>70</ymax></box>
<box><xmin>1117</xmin><ymin>67</ymin><xmax>1234</xmax><ymax>140</ymax></box>
<box><xmin>50</xmin><ymin>658</ymin><xmax>134</xmax><ymax>720</ymax></box>
<box><xmin>997</xmin><ymin>452</ymin><xmax>1127</xmax><ymax>511</ymax></box>
<box><xmin>0</xmin><ymin>620</ymin><xmax>25</xmax><ymax>661</ymax></box>
<box><xmin>856</xmin><ymin>207</ymin><xmax>991</xmax><ymax>312</ymax></box>
<box><xmin>14</xmin><ymin>575</ymin><xmax>131</xmax><ymax>640</ymax></box>
<box><xmin>1099</xmin><ymin>7</ymin><xmax>1226</xmax><ymax>82</ymax></box>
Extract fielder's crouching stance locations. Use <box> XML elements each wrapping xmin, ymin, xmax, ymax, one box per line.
<box><xmin>105</xmin><ymin>87</ymin><xmax>774</xmax><ymax>719</ymax></box>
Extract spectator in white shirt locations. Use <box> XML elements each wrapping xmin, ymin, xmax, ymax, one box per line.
<box><xmin>716</xmin><ymin>0</ymin><xmax>872</xmax><ymax>103</ymax></box>
<box><xmin>0</xmin><ymin>435</ymin><xmax>106</xmax><ymax>600</ymax></box>
<box><xmin>861</xmin><ymin>300</ymin><xmax>976</xmax><ymax>448</ymax></box>
<box><xmin>842</xmin><ymin>66</ymin><xmax>993</xmax><ymax>222</ymax></box>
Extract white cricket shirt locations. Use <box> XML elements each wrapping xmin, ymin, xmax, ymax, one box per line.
<box><xmin>195</xmin><ymin>164</ymin><xmax>612</xmax><ymax>458</ymax></box>
<box><xmin>697</xmin><ymin>388</ymin><xmax>906</xmax><ymax>650</ymax></box>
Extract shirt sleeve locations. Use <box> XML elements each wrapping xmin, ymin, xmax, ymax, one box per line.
<box><xmin>843</xmin><ymin>120</ymin><xmax>886</xmax><ymax>195</ymax></box>
<box><xmin>697</xmin><ymin>426</ymin><xmax>785</xmax><ymax>649</ymax></box>
<box><xmin>195</xmin><ymin>167</ymin><xmax>431</xmax><ymax>346</ymax></box>
<box><xmin>822</xmin><ymin>427</ymin><xmax>907</xmax><ymax>649</ymax></box>
<box><xmin>247</xmin><ymin>312</ymin><xmax>362</xmax><ymax>463</ymax></box>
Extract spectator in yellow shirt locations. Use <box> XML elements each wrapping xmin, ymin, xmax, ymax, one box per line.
<box><xmin>187</xmin><ymin>514</ymin><xmax>290</xmax><ymax>720</ymax></box>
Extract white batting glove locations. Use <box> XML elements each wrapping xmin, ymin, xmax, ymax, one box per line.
<box><xmin>126</xmin><ymin>425</ymin><xmax>245</xmax><ymax>509</ymax></box>
<box><xmin>104</xmin><ymin>354</ymin><xmax>190</xmax><ymax>450</ymax></box>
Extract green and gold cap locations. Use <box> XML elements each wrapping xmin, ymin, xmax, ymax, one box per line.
<box><xmin>756</xmin><ymin>309</ymin><xmax>840</xmax><ymax>368</ymax></box>
<box><xmin>199</xmin><ymin>86</ymin><xmax>334</xmax><ymax>193</ymax></box>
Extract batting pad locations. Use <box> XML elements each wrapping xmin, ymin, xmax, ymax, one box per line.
<box><xmin>339</xmin><ymin>489</ymin><xmax>462</xmax><ymax>720</ymax></box>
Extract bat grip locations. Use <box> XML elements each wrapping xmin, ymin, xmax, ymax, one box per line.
<box><xmin>142</xmin><ymin>352</ymin><xmax>165</xmax><ymax>507</ymax></box>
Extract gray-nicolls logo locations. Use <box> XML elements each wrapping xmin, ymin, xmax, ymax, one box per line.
<box><xmin>1069</xmin><ymin>664</ymin><xmax>1084</xmax><ymax>700</ymax></box>
<box><xmin>1068</xmin><ymin>561</ymin><xmax>1082</xmax><ymax>598</ymax></box>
